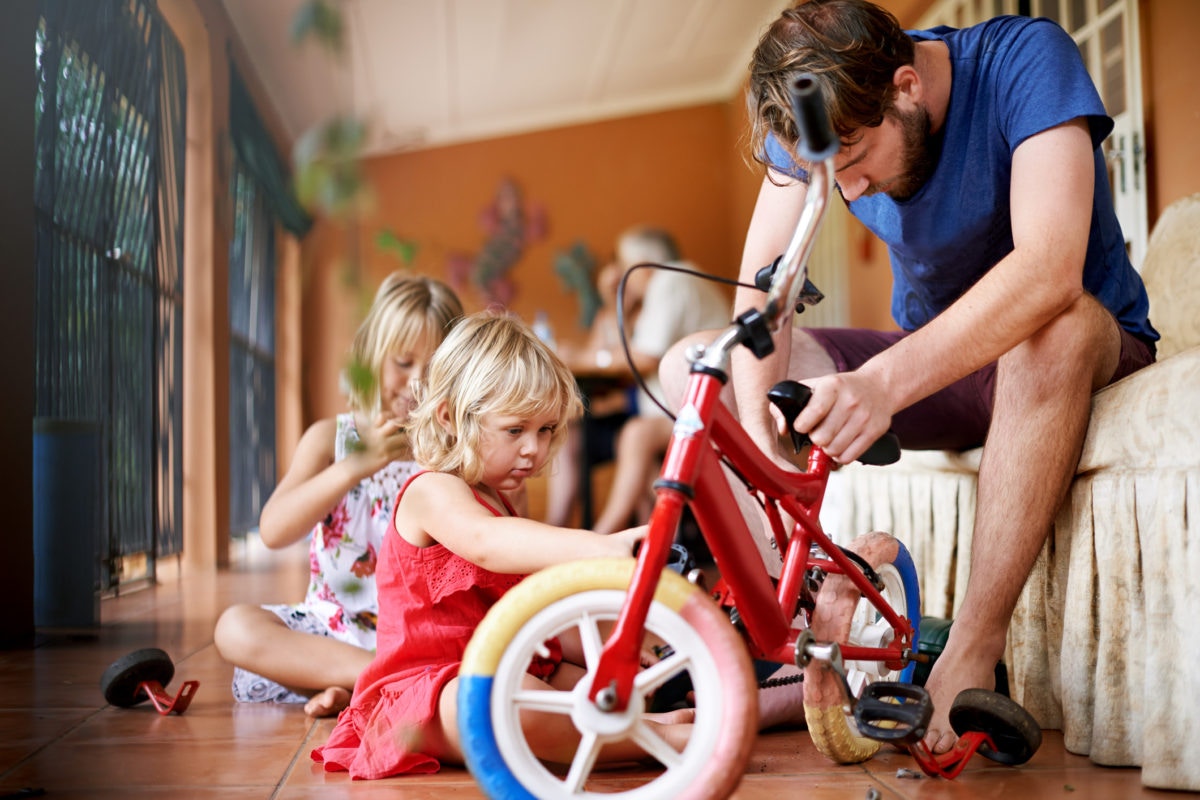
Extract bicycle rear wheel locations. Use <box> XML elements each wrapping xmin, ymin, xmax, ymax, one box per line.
<box><xmin>459</xmin><ymin>558</ymin><xmax>758</xmax><ymax>800</ymax></box>
<box><xmin>803</xmin><ymin>531</ymin><xmax>921</xmax><ymax>764</ymax></box>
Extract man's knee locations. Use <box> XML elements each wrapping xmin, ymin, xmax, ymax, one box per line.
<box><xmin>1002</xmin><ymin>294</ymin><xmax>1121</xmax><ymax>390</ymax></box>
<box><xmin>660</xmin><ymin>330</ymin><xmax>713</xmax><ymax>409</ymax></box>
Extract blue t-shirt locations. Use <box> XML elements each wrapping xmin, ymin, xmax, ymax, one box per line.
<box><xmin>765</xmin><ymin>16</ymin><xmax>1157</xmax><ymax>342</ymax></box>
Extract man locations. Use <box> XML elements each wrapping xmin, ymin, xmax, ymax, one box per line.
<box><xmin>662</xmin><ymin>0</ymin><xmax>1156</xmax><ymax>753</ymax></box>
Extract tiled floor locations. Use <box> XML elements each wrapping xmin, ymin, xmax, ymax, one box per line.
<box><xmin>0</xmin><ymin>535</ymin><xmax>1176</xmax><ymax>799</ymax></box>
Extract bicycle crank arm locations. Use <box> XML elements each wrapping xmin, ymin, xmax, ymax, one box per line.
<box><xmin>794</xmin><ymin>630</ymin><xmax>856</xmax><ymax>712</ymax></box>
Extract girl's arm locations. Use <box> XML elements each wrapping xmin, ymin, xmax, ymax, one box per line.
<box><xmin>257</xmin><ymin>416</ymin><xmax>405</xmax><ymax>549</ymax></box>
<box><xmin>398</xmin><ymin>472</ymin><xmax>641</xmax><ymax>573</ymax></box>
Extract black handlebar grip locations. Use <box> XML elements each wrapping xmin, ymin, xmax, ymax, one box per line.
<box><xmin>768</xmin><ymin>380</ymin><xmax>902</xmax><ymax>465</ymax></box>
<box><xmin>791</xmin><ymin>73</ymin><xmax>838</xmax><ymax>162</ymax></box>
<box><xmin>767</xmin><ymin>381</ymin><xmax>812</xmax><ymax>455</ymax></box>
<box><xmin>857</xmin><ymin>432</ymin><xmax>902</xmax><ymax>466</ymax></box>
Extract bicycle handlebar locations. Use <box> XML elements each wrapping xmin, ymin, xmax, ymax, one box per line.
<box><xmin>791</xmin><ymin>73</ymin><xmax>838</xmax><ymax>163</ymax></box>
<box><xmin>760</xmin><ymin>74</ymin><xmax>838</xmax><ymax>340</ymax></box>
<box><xmin>693</xmin><ymin>72</ymin><xmax>838</xmax><ymax>372</ymax></box>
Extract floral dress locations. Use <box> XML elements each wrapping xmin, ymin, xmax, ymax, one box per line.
<box><xmin>231</xmin><ymin>414</ymin><xmax>418</xmax><ymax>704</ymax></box>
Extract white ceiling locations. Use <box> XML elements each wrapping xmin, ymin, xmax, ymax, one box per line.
<box><xmin>222</xmin><ymin>0</ymin><xmax>794</xmax><ymax>157</ymax></box>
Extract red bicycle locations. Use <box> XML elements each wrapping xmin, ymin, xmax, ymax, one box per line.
<box><xmin>458</xmin><ymin>74</ymin><xmax>1037</xmax><ymax>800</ymax></box>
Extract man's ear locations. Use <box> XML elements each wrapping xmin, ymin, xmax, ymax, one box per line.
<box><xmin>892</xmin><ymin>64</ymin><xmax>922</xmax><ymax>108</ymax></box>
<box><xmin>435</xmin><ymin>400</ymin><xmax>455</xmax><ymax>435</ymax></box>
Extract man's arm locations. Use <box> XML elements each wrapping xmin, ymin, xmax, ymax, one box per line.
<box><xmin>797</xmin><ymin>118</ymin><xmax>1097</xmax><ymax>462</ymax></box>
<box><xmin>731</xmin><ymin>173</ymin><xmax>811</xmax><ymax>452</ymax></box>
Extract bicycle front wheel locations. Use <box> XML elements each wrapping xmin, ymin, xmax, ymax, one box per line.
<box><xmin>804</xmin><ymin>531</ymin><xmax>921</xmax><ymax>764</ymax></box>
<box><xmin>459</xmin><ymin>558</ymin><xmax>757</xmax><ymax>800</ymax></box>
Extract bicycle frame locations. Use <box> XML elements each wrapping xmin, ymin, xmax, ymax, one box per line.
<box><xmin>587</xmin><ymin>151</ymin><xmax>916</xmax><ymax>715</ymax></box>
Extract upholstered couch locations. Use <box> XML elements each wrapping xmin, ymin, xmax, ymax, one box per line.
<box><xmin>835</xmin><ymin>193</ymin><xmax>1200</xmax><ymax>790</ymax></box>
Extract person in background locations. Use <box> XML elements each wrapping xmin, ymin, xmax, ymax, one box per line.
<box><xmin>661</xmin><ymin>0</ymin><xmax>1156</xmax><ymax>754</ymax></box>
<box><xmin>213</xmin><ymin>274</ymin><xmax>463</xmax><ymax>718</ymax></box>
<box><xmin>544</xmin><ymin>259</ymin><xmax>640</xmax><ymax>527</ymax></box>
<box><xmin>588</xmin><ymin>226</ymin><xmax>729</xmax><ymax>535</ymax></box>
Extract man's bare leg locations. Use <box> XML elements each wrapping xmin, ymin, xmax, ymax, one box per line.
<box><xmin>922</xmin><ymin>295</ymin><xmax>1122</xmax><ymax>753</ymax></box>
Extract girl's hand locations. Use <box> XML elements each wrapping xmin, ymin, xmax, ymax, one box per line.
<box><xmin>609</xmin><ymin>525</ymin><xmax>648</xmax><ymax>558</ymax></box>
<box><xmin>356</xmin><ymin>414</ymin><xmax>410</xmax><ymax>474</ymax></box>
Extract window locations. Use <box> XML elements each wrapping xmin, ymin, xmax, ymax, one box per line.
<box><xmin>34</xmin><ymin>0</ymin><xmax>186</xmax><ymax>590</ymax></box>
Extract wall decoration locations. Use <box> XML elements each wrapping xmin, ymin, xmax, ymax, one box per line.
<box><xmin>553</xmin><ymin>240</ymin><xmax>601</xmax><ymax>329</ymax></box>
<box><xmin>446</xmin><ymin>177</ymin><xmax>547</xmax><ymax>306</ymax></box>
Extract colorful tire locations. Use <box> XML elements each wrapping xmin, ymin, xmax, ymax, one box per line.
<box><xmin>803</xmin><ymin>532</ymin><xmax>921</xmax><ymax>764</ymax></box>
<box><xmin>459</xmin><ymin>558</ymin><xmax>757</xmax><ymax>800</ymax></box>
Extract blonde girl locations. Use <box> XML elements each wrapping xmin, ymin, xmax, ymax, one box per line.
<box><xmin>214</xmin><ymin>273</ymin><xmax>463</xmax><ymax>718</ymax></box>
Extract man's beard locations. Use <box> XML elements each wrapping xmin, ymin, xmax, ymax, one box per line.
<box><xmin>868</xmin><ymin>105</ymin><xmax>938</xmax><ymax>201</ymax></box>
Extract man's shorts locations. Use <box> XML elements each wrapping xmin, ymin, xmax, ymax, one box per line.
<box><xmin>804</xmin><ymin>324</ymin><xmax>1156</xmax><ymax>451</ymax></box>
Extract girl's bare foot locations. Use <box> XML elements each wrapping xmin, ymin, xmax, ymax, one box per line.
<box><xmin>304</xmin><ymin>686</ymin><xmax>351</xmax><ymax>717</ymax></box>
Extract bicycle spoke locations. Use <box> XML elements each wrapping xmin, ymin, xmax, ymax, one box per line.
<box><xmin>635</xmin><ymin>650</ymin><xmax>691</xmax><ymax>696</ymax></box>
<box><xmin>577</xmin><ymin>610</ymin><xmax>605</xmax><ymax>670</ymax></box>
<box><xmin>630</xmin><ymin>721</ymin><xmax>684</xmax><ymax>768</ymax></box>
<box><xmin>513</xmin><ymin>687</ymin><xmax>575</xmax><ymax>716</ymax></box>
<box><xmin>563</xmin><ymin>729</ymin><xmax>603</xmax><ymax>795</ymax></box>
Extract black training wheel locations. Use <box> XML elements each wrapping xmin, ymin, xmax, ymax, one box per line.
<box><xmin>100</xmin><ymin>647</ymin><xmax>175</xmax><ymax>707</ymax></box>
<box><xmin>948</xmin><ymin>688</ymin><xmax>1042</xmax><ymax>765</ymax></box>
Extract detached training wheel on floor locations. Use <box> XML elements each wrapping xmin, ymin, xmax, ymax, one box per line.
<box><xmin>949</xmin><ymin>688</ymin><xmax>1042</xmax><ymax>765</ymax></box>
<box><xmin>100</xmin><ymin>647</ymin><xmax>199</xmax><ymax>715</ymax></box>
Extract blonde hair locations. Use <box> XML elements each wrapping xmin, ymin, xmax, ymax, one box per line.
<box><xmin>346</xmin><ymin>273</ymin><xmax>463</xmax><ymax>415</ymax></box>
<box><xmin>408</xmin><ymin>311</ymin><xmax>583</xmax><ymax>484</ymax></box>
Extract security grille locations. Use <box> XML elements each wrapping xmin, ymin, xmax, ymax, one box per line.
<box><xmin>228</xmin><ymin>157</ymin><xmax>277</xmax><ymax>539</ymax></box>
<box><xmin>34</xmin><ymin>0</ymin><xmax>186</xmax><ymax>591</ymax></box>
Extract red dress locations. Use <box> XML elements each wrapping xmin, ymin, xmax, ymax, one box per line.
<box><xmin>311</xmin><ymin>471</ymin><xmax>559</xmax><ymax>779</ymax></box>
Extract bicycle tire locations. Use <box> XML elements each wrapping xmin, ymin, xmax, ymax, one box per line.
<box><xmin>459</xmin><ymin>558</ymin><xmax>757</xmax><ymax>800</ymax></box>
<box><xmin>803</xmin><ymin>532</ymin><xmax>921</xmax><ymax>764</ymax></box>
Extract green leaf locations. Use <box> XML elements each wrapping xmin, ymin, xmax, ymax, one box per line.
<box><xmin>376</xmin><ymin>229</ymin><xmax>419</xmax><ymax>264</ymax></box>
<box><xmin>344</xmin><ymin>357</ymin><xmax>376</xmax><ymax>404</ymax></box>
<box><xmin>290</xmin><ymin>0</ymin><xmax>345</xmax><ymax>56</ymax></box>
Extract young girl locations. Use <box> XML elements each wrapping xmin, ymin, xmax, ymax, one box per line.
<box><xmin>213</xmin><ymin>273</ymin><xmax>463</xmax><ymax>718</ymax></box>
<box><xmin>312</xmin><ymin>311</ymin><xmax>695</xmax><ymax>779</ymax></box>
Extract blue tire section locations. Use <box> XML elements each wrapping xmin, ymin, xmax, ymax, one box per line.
<box><xmin>459</xmin><ymin>675</ymin><xmax>535</xmax><ymax>800</ymax></box>
<box><xmin>890</xmin><ymin>540</ymin><xmax>921</xmax><ymax>684</ymax></box>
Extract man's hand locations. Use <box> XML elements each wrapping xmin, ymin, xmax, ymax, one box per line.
<box><xmin>792</xmin><ymin>370</ymin><xmax>895</xmax><ymax>464</ymax></box>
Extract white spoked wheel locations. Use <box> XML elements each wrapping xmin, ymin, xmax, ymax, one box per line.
<box><xmin>803</xmin><ymin>532</ymin><xmax>921</xmax><ymax>764</ymax></box>
<box><xmin>459</xmin><ymin>559</ymin><xmax>757</xmax><ymax>800</ymax></box>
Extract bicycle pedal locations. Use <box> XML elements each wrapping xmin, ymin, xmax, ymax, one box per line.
<box><xmin>853</xmin><ymin>682</ymin><xmax>932</xmax><ymax>746</ymax></box>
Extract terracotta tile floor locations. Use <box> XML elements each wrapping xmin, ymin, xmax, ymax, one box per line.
<box><xmin>0</xmin><ymin>536</ymin><xmax>1171</xmax><ymax>799</ymax></box>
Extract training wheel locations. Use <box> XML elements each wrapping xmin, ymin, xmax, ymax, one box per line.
<box><xmin>949</xmin><ymin>688</ymin><xmax>1041</xmax><ymax>765</ymax></box>
<box><xmin>100</xmin><ymin>647</ymin><xmax>198</xmax><ymax>714</ymax></box>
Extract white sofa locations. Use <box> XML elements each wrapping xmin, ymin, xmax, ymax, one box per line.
<box><xmin>836</xmin><ymin>193</ymin><xmax>1200</xmax><ymax>790</ymax></box>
